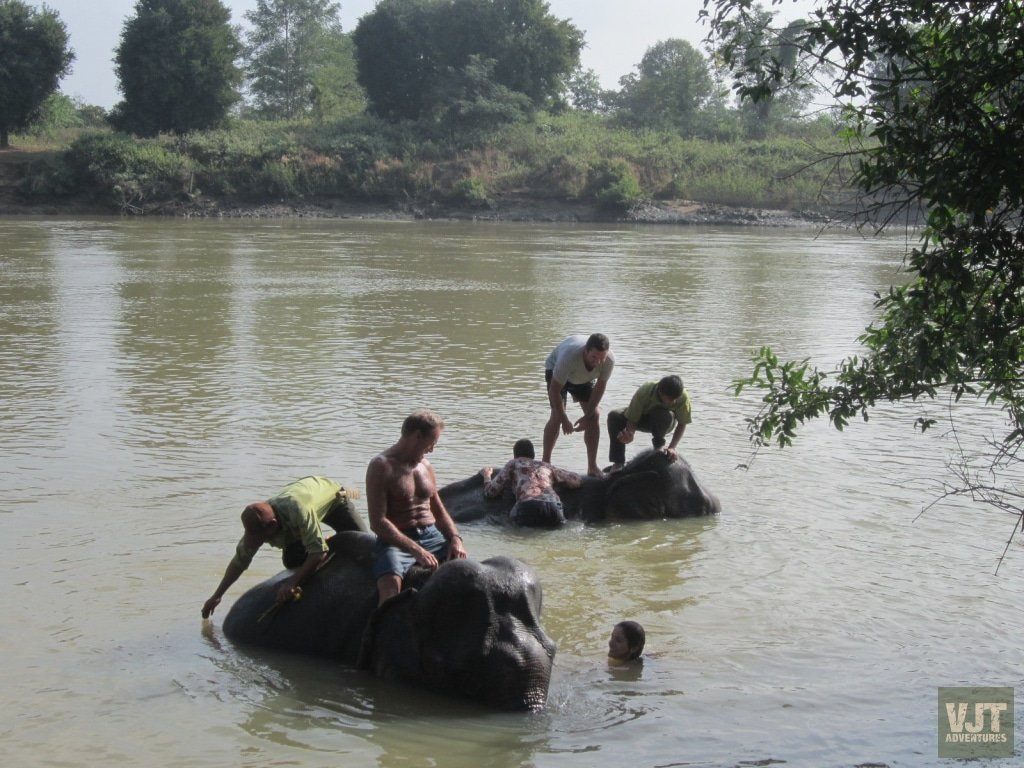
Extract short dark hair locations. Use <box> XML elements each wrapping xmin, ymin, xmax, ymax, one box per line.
<box><xmin>401</xmin><ymin>409</ymin><xmax>445</xmax><ymax>437</ymax></box>
<box><xmin>513</xmin><ymin>438</ymin><xmax>535</xmax><ymax>459</ymax></box>
<box><xmin>656</xmin><ymin>375</ymin><xmax>684</xmax><ymax>400</ymax></box>
<box><xmin>585</xmin><ymin>333</ymin><xmax>610</xmax><ymax>352</ymax></box>
<box><xmin>616</xmin><ymin>620</ymin><xmax>646</xmax><ymax>659</ymax></box>
<box><xmin>241</xmin><ymin>503</ymin><xmax>275</xmax><ymax>534</ymax></box>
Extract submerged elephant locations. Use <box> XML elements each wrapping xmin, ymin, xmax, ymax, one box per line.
<box><xmin>441</xmin><ymin>449</ymin><xmax>721</xmax><ymax>525</ymax></box>
<box><xmin>222</xmin><ymin>531</ymin><xmax>556</xmax><ymax>711</ymax></box>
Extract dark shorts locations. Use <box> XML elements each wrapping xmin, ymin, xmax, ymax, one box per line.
<box><xmin>372</xmin><ymin>524</ymin><xmax>449</xmax><ymax>580</ymax></box>
<box><xmin>510</xmin><ymin>497</ymin><xmax>566</xmax><ymax>528</ymax></box>
<box><xmin>545</xmin><ymin>368</ymin><xmax>594</xmax><ymax>404</ymax></box>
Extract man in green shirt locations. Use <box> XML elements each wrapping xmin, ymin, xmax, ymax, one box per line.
<box><xmin>201</xmin><ymin>476</ymin><xmax>362</xmax><ymax>618</ymax></box>
<box><xmin>606</xmin><ymin>375</ymin><xmax>692</xmax><ymax>470</ymax></box>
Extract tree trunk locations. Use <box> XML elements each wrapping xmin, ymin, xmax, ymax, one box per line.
<box><xmin>1</xmin><ymin>127</ymin><xmax>9</xmax><ymax>149</ymax></box>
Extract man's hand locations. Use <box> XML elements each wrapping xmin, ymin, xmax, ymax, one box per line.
<box><xmin>447</xmin><ymin>535</ymin><xmax>468</xmax><ymax>561</ymax></box>
<box><xmin>661</xmin><ymin>447</ymin><xmax>678</xmax><ymax>461</ymax></box>
<box><xmin>480</xmin><ymin>467</ymin><xmax>493</xmax><ymax>479</ymax></box>
<box><xmin>201</xmin><ymin>595</ymin><xmax>220</xmax><ymax>619</ymax></box>
<box><xmin>617</xmin><ymin>425</ymin><xmax>636</xmax><ymax>444</ymax></box>
<box><xmin>414</xmin><ymin>547</ymin><xmax>440</xmax><ymax>570</ymax></box>
<box><xmin>561</xmin><ymin>415</ymin><xmax>575</xmax><ymax>434</ymax></box>
<box><xmin>275</xmin><ymin>583</ymin><xmax>302</xmax><ymax>604</ymax></box>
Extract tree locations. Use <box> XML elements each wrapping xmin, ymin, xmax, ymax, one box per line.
<box><xmin>308</xmin><ymin>31</ymin><xmax>365</xmax><ymax>120</ymax></box>
<box><xmin>615</xmin><ymin>39</ymin><xmax>716</xmax><ymax>134</ymax></box>
<box><xmin>436</xmin><ymin>54</ymin><xmax>531</xmax><ymax>137</ymax></box>
<box><xmin>352</xmin><ymin>0</ymin><xmax>582</xmax><ymax>122</ymax></box>
<box><xmin>709</xmin><ymin>4</ymin><xmax>818</xmax><ymax>138</ymax></box>
<box><xmin>0</xmin><ymin>0</ymin><xmax>73</xmax><ymax>148</ymax></box>
<box><xmin>112</xmin><ymin>0</ymin><xmax>242</xmax><ymax>136</ymax></box>
<box><xmin>565</xmin><ymin>67</ymin><xmax>611</xmax><ymax>114</ymax></box>
<box><xmin>244</xmin><ymin>0</ymin><xmax>360</xmax><ymax>120</ymax></box>
<box><xmin>707</xmin><ymin>0</ymin><xmax>1024</xmax><ymax>559</ymax></box>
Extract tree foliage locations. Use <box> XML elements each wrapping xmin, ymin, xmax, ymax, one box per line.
<box><xmin>565</xmin><ymin>67</ymin><xmax>612</xmax><ymax>114</ymax></box>
<box><xmin>708</xmin><ymin>0</ymin><xmax>1024</xmax><ymax>545</ymax></box>
<box><xmin>112</xmin><ymin>0</ymin><xmax>242</xmax><ymax>136</ymax></box>
<box><xmin>616</xmin><ymin>39</ymin><xmax>717</xmax><ymax>134</ymax></box>
<box><xmin>352</xmin><ymin>0</ymin><xmax>582</xmax><ymax>122</ymax></box>
<box><xmin>708</xmin><ymin>4</ymin><xmax>817</xmax><ymax>138</ymax></box>
<box><xmin>0</xmin><ymin>0</ymin><xmax>73</xmax><ymax>148</ymax></box>
<box><xmin>244</xmin><ymin>0</ymin><xmax>361</xmax><ymax>120</ymax></box>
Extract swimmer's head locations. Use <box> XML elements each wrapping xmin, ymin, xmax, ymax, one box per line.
<box><xmin>608</xmin><ymin>620</ymin><xmax>645</xmax><ymax>661</ymax></box>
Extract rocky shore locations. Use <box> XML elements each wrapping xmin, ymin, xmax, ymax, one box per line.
<box><xmin>147</xmin><ymin>195</ymin><xmax>847</xmax><ymax>227</ymax></box>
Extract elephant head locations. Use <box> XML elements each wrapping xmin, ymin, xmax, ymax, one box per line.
<box><xmin>359</xmin><ymin>556</ymin><xmax>556</xmax><ymax>711</ymax></box>
<box><xmin>222</xmin><ymin>533</ymin><xmax>555</xmax><ymax>711</ymax></box>
<box><xmin>566</xmin><ymin>449</ymin><xmax>722</xmax><ymax>521</ymax></box>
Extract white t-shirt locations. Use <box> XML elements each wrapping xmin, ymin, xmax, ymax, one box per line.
<box><xmin>544</xmin><ymin>335</ymin><xmax>615</xmax><ymax>385</ymax></box>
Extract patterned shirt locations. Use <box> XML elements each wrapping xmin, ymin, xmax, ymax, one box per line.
<box><xmin>484</xmin><ymin>457</ymin><xmax>582</xmax><ymax>504</ymax></box>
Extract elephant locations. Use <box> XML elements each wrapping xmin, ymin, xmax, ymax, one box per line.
<box><xmin>440</xmin><ymin>449</ymin><xmax>721</xmax><ymax>526</ymax></box>
<box><xmin>221</xmin><ymin>531</ymin><xmax>556</xmax><ymax>711</ymax></box>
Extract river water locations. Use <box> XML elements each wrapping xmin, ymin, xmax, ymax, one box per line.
<box><xmin>1</xmin><ymin>217</ymin><xmax>1019</xmax><ymax>767</ymax></box>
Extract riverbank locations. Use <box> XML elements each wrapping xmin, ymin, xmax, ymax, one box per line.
<box><xmin>0</xmin><ymin>115</ymin><xmax>856</xmax><ymax>227</ymax></box>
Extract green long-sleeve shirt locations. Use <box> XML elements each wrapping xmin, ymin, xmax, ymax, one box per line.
<box><xmin>622</xmin><ymin>382</ymin><xmax>692</xmax><ymax>426</ymax></box>
<box><xmin>230</xmin><ymin>476</ymin><xmax>341</xmax><ymax>572</ymax></box>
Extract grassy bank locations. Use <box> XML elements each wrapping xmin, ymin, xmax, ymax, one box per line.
<box><xmin>11</xmin><ymin>112</ymin><xmax>852</xmax><ymax>215</ymax></box>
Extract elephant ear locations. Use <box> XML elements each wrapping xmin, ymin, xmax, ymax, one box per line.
<box><xmin>605</xmin><ymin>470</ymin><xmax>666</xmax><ymax>519</ymax></box>
<box><xmin>356</xmin><ymin>588</ymin><xmax>419</xmax><ymax>678</ymax></box>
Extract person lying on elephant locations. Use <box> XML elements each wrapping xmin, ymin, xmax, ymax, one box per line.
<box><xmin>201</xmin><ymin>476</ymin><xmax>361</xmax><ymax>618</ymax></box>
<box><xmin>606</xmin><ymin>375</ymin><xmax>692</xmax><ymax>472</ymax></box>
<box><xmin>480</xmin><ymin>438</ymin><xmax>582</xmax><ymax>527</ymax></box>
<box><xmin>543</xmin><ymin>333</ymin><xmax>615</xmax><ymax>478</ymax></box>
<box><xmin>366</xmin><ymin>409</ymin><xmax>468</xmax><ymax>606</ymax></box>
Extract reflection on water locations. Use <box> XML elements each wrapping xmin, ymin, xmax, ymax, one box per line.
<box><xmin>1</xmin><ymin>218</ymin><xmax>1020</xmax><ymax>768</ymax></box>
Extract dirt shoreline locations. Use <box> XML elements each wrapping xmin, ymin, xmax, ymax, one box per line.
<box><xmin>0</xmin><ymin>194</ymin><xmax>851</xmax><ymax>227</ymax></box>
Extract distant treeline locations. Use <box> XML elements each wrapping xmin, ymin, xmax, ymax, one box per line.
<box><xmin>7</xmin><ymin>0</ymin><xmax>854</xmax><ymax>212</ymax></box>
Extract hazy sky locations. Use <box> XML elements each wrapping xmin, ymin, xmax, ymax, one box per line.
<box><xmin>41</xmin><ymin>0</ymin><xmax>814</xmax><ymax>109</ymax></box>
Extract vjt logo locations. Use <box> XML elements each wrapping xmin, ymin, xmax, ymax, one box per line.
<box><xmin>938</xmin><ymin>687</ymin><xmax>1014</xmax><ymax>757</ymax></box>
<box><xmin>945</xmin><ymin>701</ymin><xmax>1009</xmax><ymax>737</ymax></box>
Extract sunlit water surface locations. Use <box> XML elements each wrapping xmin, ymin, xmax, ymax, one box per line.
<box><xmin>1</xmin><ymin>218</ymin><xmax>1020</xmax><ymax>767</ymax></box>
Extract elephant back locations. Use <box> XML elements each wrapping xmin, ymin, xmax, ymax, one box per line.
<box><xmin>222</xmin><ymin>531</ymin><xmax>378</xmax><ymax>664</ymax></box>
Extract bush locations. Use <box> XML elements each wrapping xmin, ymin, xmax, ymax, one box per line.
<box><xmin>588</xmin><ymin>158</ymin><xmax>641</xmax><ymax>210</ymax></box>
<box><xmin>61</xmin><ymin>131</ymin><xmax>192</xmax><ymax>210</ymax></box>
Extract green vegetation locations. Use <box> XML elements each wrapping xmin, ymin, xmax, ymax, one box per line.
<box><xmin>112</xmin><ymin>0</ymin><xmax>242</xmax><ymax>136</ymax></box>
<box><xmin>352</xmin><ymin>0</ymin><xmax>582</xmax><ymax>123</ymax></box>
<box><xmin>244</xmin><ymin>0</ymin><xmax>362</xmax><ymax>121</ymax></box>
<box><xmin>616</xmin><ymin>39</ymin><xmax>716</xmax><ymax>135</ymax></box>
<box><xmin>710</xmin><ymin>0</ymin><xmax>1024</xmax><ymax>554</ymax></box>
<box><xmin>18</xmin><ymin>111</ymin><xmax>844</xmax><ymax>213</ymax></box>
<box><xmin>0</xmin><ymin>0</ymin><xmax>73</xmax><ymax>148</ymax></box>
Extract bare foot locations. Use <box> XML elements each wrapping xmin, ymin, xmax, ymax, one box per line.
<box><xmin>588</xmin><ymin>466</ymin><xmax>606</xmax><ymax>478</ymax></box>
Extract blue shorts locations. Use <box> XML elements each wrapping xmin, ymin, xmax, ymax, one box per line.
<box><xmin>373</xmin><ymin>524</ymin><xmax>450</xmax><ymax>580</ymax></box>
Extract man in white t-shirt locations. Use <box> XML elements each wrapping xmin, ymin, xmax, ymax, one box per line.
<box><xmin>542</xmin><ymin>333</ymin><xmax>614</xmax><ymax>477</ymax></box>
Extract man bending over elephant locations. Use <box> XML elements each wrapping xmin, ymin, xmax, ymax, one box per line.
<box><xmin>366</xmin><ymin>409</ymin><xmax>468</xmax><ymax>605</ymax></box>
<box><xmin>201</xmin><ymin>476</ymin><xmax>361</xmax><ymax>618</ymax></box>
<box><xmin>480</xmin><ymin>438</ymin><xmax>582</xmax><ymax>527</ymax></box>
<box><xmin>607</xmin><ymin>375</ymin><xmax>691</xmax><ymax>472</ymax></box>
<box><xmin>544</xmin><ymin>333</ymin><xmax>615</xmax><ymax>477</ymax></box>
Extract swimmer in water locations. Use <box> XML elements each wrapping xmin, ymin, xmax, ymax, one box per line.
<box><xmin>608</xmin><ymin>620</ymin><xmax>645</xmax><ymax>664</ymax></box>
